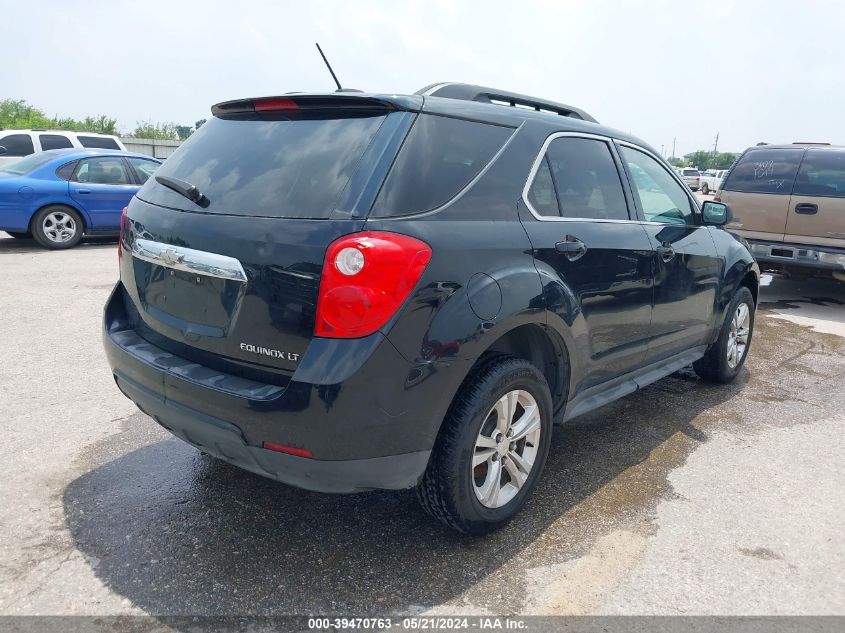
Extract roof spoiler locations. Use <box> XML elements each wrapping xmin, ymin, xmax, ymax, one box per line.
<box><xmin>416</xmin><ymin>82</ymin><xmax>598</xmax><ymax>123</ymax></box>
<box><xmin>211</xmin><ymin>95</ymin><xmax>403</xmax><ymax>118</ymax></box>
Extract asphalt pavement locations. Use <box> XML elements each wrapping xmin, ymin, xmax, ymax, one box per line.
<box><xmin>0</xmin><ymin>231</ymin><xmax>843</xmax><ymax>617</ymax></box>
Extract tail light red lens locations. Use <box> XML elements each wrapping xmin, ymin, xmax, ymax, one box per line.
<box><xmin>254</xmin><ymin>97</ymin><xmax>300</xmax><ymax>112</ymax></box>
<box><xmin>117</xmin><ymin>207</ymin><xmax>128</xmax><ymax>262</ymax></box>
<box><xmin>315</xmin><ymin>231</ymin><xmax>432</xmax><ymax>338</ymax></box>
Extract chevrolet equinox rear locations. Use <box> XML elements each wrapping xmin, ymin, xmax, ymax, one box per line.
<box><xmin>104</xmin><ymin>84</ymin><xmax>759</xmax><ymax>534</ymax></box>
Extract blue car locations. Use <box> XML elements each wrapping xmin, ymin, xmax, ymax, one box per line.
<box><xmin>0</xmin><ymin>148</ymin><xmax>161</xmax><ymax>249</ymax></box>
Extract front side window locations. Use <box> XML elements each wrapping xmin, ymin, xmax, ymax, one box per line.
<box><xmin>39</xmin><ymin>134</ymin><xmax>74</xmax><ymax>151</ymax></box>
<box><xmin>74</xmin><ymin>157</ymin><xmax>131</xmax><ymax>185</ymax></box>
<box><xmin>128</xmin><ymin>157</ymin><xmax>160</xmax><ymax>184</ymax></box>
<box><xmin>78</xmin><ymin>135</ymin><xmax>120</xmax><ymax>150</ymax></box>
<box><xmin>621</xmin><ymin>146</ymin><xmax>695</xmax><ymax>225</ymax></box>
<box><xmin>793</xmin><ymin>149</ymin><xmax>845</xmax><ymax>198</ymax></box>
<box><xmin>0</xmin><ymin>134</ymin><xmax>35</xmax><ymax>157</ymax></box>
<box><xmin>721</xmin><ymin>148</ymin><xmax>803</xmax><ymax>194</ymax></box>
<box><xmin>527</xmin><ymin>136</ymin><xmax>628</xmax><ymax>220</ymax></box>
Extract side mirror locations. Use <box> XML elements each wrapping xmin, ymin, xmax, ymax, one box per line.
<box><xmin>0</xmin><ymin>146</ymin><xmax>7</xmax><ymax>156</ymax></box>
<box><xmin>702</xmin><ymin>200</ymin><xmax>732</xmax><ymax>226</ymax></box>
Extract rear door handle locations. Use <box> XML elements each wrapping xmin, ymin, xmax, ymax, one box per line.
<box><xmin>795</xmin><ymin>203</ymin><xmax>818</xmax><ymax>215</ymax></box>
<box><xmin>75</xmin><ymin>189</ymin><xmax>91</xmax><ymax>195</ymax></box>
<box><xmin>555</xmin><ymin>236</ymin><xmax>587</xmax><ymax>261</ymax></box>
<box><xmin>656</xmin><ymin>244</ymin><xmax>676</xmax><ymax>262</ymax></box>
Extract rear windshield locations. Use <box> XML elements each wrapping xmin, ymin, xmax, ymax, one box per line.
<box><xmin>139</xmin><ymin>114</ymin><xmax>388</xmax><ymax>218</ymax></box>
<box><xmin>370</xmin><ymin>114</ymin><xmax>513</xmax><ymax>217</ymax></box>
<box><xmin>681</xmin><ymin>169</ymin><xmax>699</xmax><ymax>176</ymax></box>
<box><xmin>722</xmin><ymin>148</ymin><xmax>804</xmax><ymax>194</ymax></box>
<box><xmin>1</xmin><ymin>152</ymin><xmax>56</xmax><ymax>175</ymax></box>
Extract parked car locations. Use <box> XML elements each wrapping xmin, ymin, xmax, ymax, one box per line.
<box><xmin>699</xmin><ymin>169</ymin><xmax>728</xmax><ymax>195</ymax></box>
<box><xmin>717</xmin><ymin>143</ymin><xmax>845</xmax><ymax>279</ymax></box>
<box><xmin>678</xmin><ymin>168</ymin><xmax>701</xmax><ymax>191</ymax></box>
<box><xmin>0</xmin><ymin>129</ymin><xmax>126</xmax><ymax>169</ymax></box>
<box><xmin>103</xmin><ymin>83</ymin><xmax>759</xmax><ymax>534</ymax></box>
<box><xmin>0</xmin><ymin>149</ymin><xmax>161</xmax><ymax>249</ymax></box>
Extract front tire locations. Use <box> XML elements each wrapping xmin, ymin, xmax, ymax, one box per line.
<box><xmin>701</xmin><ymin>183</ymin><xmax>710</xmax><ymax>195</ymax></box>
<box><xmin>417</xmin><ymin>357</ymin><xmax>553</xmax><ymax>535</ymax></box>
<box><xmin>32</xmin><ymin>205</ymin><xmax>84</xmax><ymax>250</ymax></box>
<box><xmin>693</xmin><ymin>286</ymin><xmax>755</xmax><ymax>383</ymax></box>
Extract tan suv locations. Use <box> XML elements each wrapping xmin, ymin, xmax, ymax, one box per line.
<box><xmin>718</xmin><ymin>143</ymin><xmax>845</xmax><ymax>279</ymax></box>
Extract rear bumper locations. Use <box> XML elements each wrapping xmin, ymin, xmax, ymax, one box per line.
<box><xmin>748</xmin><ymin>240</ymin><xmax>845</xmax><ymax>273</ymax></box>
<box><xmin>101</xmin><ymin>283</ymin><xmax>470</xmax><ymax>492</ymax></box>
<box><xmin>113</xmin><ymin>372</ymin><xmax>429</xmax><ymax>493</ymax></box>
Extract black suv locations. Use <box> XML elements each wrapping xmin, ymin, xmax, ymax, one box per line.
<box><xmin>103</xmin><ymin>83</ymin><xmax>759</xmax><ymax>534</ymax></box>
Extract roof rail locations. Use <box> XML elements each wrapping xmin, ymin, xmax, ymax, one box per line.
<box><xmin>416</xmin><ymin>82</ymin><xmax>598</xmax><ymax>123</ymax></box>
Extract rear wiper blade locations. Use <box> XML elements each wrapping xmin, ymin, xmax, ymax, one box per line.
<box><xmin>155</xmin><ymin>175</ymin><xmax>210</xmax><ymax>208</ymax></box>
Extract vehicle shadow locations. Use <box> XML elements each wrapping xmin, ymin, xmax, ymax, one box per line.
<box><xmin>0</xmin><ymin>233</ymin><xmax>117</xmax><ymax>254</ymax></box>
<box><xmin>63</xmin><ymin>367</ymin><xmax>748</xmax><ymax>616</ymax></box>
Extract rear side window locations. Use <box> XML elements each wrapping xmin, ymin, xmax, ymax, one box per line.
<box><xmin>370</xmin><ymin>114</ymin><xmax>513</xmax><ymax>217</ymax></box>
<box><xmin>39</xmin><ymin>134</ymin><xmax>73</xmax><ymax>150</ymax></box>
<box><xmin>78</xmin><ymin>135</ymin><xmax>120</xmax><ymax>150</ymax></box>
<box><xmin>527</xmin><ymin>158</ymin><xmax>560</xmax><ymax>217</ymax></box>
<box><xmin>0</xmin><ymin>134</ymin><xmax>34</xmax><ymax>157</ymax></box>
<box><xmin>722</xmin><ymin>148</ymin><xmax>803</xmax><ymax>194</ymax></box>
<box><xmin>794</xmin><ymin>149</ymin><xmax>845</xmax><ymax>198</ymax></box>
<box><xmin>144</xmin><ymin>114</ymin><xmax>388</xmax><ymax>218</ymax></box>
<box><xmin>56</xmin><ymin>161</ymin><xmax>77</xmax><ymax>180</ymax></box>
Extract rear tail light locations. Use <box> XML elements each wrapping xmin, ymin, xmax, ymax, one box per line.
<box><xmin>117</xmin><ymin>207</ymin><xmax>128</xmax><ymax>262</ymax></box>
<box><xmin>714</xmin><ymin>195</ymin><xmax>721</xmax><ymax>202</ymax></box>
<box><xmin>315</xmin><ymin>231</ymin><xmax>432</xmax><ymax>338</ymax></box>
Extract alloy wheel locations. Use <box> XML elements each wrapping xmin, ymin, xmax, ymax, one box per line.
<box><xmin>727</xmin><ymin>303</ymin><xmax>751</xmax><ymax>368</ymax></box>
<box><xmin>472</xmin><ymin>389</ymin><xmax>542</xmax><ymax>509</ymax></box>
<box><xmin>42</xmin><ymin>211</ymin><xmax>77</xmax><ymax>244</ymax></box>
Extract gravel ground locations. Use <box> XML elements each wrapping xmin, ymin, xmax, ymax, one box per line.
<box><xmin>0</xmin><ymin>231</ymin><xmax>843</xmax><ymax>618</ymax></box>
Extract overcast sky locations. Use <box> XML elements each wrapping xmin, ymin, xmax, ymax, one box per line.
<box><xmin>6</xmin><ymin>0</ymin><xmax>844</xmax><ymax>157</ymax></box>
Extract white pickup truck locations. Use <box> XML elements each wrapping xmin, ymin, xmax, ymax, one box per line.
<box><xmin>699</xmin><ymin>169</ymin><xmax>729</xmax><ymax>195</ymax></box>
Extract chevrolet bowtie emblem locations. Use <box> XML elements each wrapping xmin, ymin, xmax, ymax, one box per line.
<box><xmin>160</xmin><ymin>249</ymin><xmax>185</xmax><ymax>266</ymax></box>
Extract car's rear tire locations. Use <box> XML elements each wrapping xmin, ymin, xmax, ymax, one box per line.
<box><xmin>31</xmin><ymin>205</ymin><xmax>84</xmax><ymax>250</ymax></box>
<box><xmin>416</xmin><ymin>356</ymin><xmax>553</xmax><ymax>535</ymax></box>
<box><xmin>693</xmin><ymin>286</ymin><xmax>755</xmax><ymax>383</ymax></box>
<box><xmin>701</xmin><ymin>183</ymin><xmax>710</xmax><ymax>195</ymax></box>
<box><xmin>5</xmin><ymin>231</ymin><xmax>31</xmax><ymax>239</ymax></box>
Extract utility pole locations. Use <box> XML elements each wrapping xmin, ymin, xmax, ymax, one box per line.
<box><xmin>661</xmin><ymin>144</ymin><xmax>665</xmax><ymax>157</ymax></box>
<box><xmin>713</xmin><ymin>133</ymin><xmax>719</xmax><ymax>156</ymax></box>
<box><xmin>672</xmin><ymin>137</ymin><xmax>676</xmax><ymax>160</ymax></box>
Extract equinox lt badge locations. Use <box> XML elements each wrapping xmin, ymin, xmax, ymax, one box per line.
<box><xmin>240</xmin><ymin>342</ymin><xmax>300</xmax><ymax>362</ymax></box>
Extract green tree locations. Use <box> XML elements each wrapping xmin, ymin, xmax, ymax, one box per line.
<box><xmin>687</xmin><ymin>150</ymin><xmax>713</xmax><ymax>171</ymax></box>
<box><xmin>175</xmin><ymin>125</ymin><xmax>193</xmax><ymax>140</ymax></box>
<box><xmin>132</xmin><ymin>121</ymin><xmax>180</xmax><ymax>140</ymax></box>
<box><xmin>0</xmin><ymin>98</ymin><xmax>51</xmax><ymax>129</ymax></box>
<box><xmin>713</xmin><ymin>152</ymin><xmax>737</xmax><ymax>169</ymax></box>
<box><xmin>0</xmin><ymin>98</ymin><xmax>117</xmax><ymax>135</ymax></box>
<box><xmin>194</xmin><ymin>118</ymin><xmax>207</xmax><ymax>129</ymax></box>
